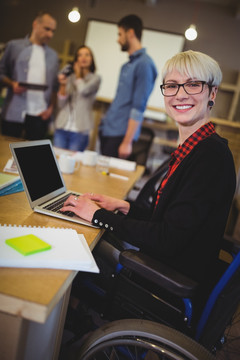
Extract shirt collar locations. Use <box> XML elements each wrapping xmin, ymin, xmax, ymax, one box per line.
<box><xmin>129</xmin><ymin>48</ymin><xmax>146</xmax><ymax>61</ymax></box>
<box><xmin>171</xmin><ymin>122</ymin><xmax>216</xmax><ymax>163</ymax></box>
<box><xmin>26</xmin><ymin>35</ymin><xmax>46</xmax><ymax>48</ymax></box>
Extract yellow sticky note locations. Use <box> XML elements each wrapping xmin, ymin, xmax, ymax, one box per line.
<box><xmin>5</xmin><ymin>234</ymin><xmax>51</xmax><ymax>256</ymax></box>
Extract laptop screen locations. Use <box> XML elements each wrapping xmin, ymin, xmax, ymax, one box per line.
<box><xmin>11</xmin><ymin>141</ymin><xmax>65</xmax><ymax>203</ymax></box>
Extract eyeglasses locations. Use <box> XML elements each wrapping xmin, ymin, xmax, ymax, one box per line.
<box><xmin>160</xmin><ymin>81</ymin><xmax>209</xmax><ymax>97</ymax></box>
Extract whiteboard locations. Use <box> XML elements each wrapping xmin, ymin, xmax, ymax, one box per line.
<box><xmin>85</xmin><ymin>20</ymin><xmax>185</xmax><ymax>110</ymax></box>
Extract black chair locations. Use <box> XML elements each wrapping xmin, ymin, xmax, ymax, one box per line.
<box><xmin>128</xmin><ymin>126</ymin><xmax>155</xmax><ymax>167</ymax></box>
<box><xmin>76</xmin><ymin>236</ymin><xmax>240</xmax><ymax>359</ymax></box>
<box><xmin>117</xmin><ymin>237</ymin><xmax>240</xmax><ymax>349</ymax></box>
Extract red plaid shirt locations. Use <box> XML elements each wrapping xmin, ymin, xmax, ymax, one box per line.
<box><xmin>154</xmin><ymin>122</ymin><xmax>216</xmax><ymax>208</ymax></box>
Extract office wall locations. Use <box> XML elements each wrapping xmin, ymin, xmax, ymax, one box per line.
<box><xmin>85</xmin><ymin>20</ymin><xmax>185</xmax><ymax>109</ymax></box>
<box><xmin>0</xmin><ymin>0</ymin><xmax>239</xmax><ymax>120</ymax></box>
<box><xmin>0</xmin><ymin>0</ymin><xmax>240</xmax><ymax>72</ymax></box>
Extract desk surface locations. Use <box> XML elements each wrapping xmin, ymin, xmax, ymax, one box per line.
<box><xmin>0</xmin><ymin>135</ymin><xmax>144</xmax><ymax>323</ymax></box>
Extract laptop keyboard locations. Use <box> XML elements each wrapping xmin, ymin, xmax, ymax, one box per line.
<box><xmin>43</xmin><ymin>193</ymin><xmax>78</xmax><ymax>217</ymax></box>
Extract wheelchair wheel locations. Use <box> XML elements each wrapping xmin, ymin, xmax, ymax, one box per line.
<box><xmin>215</xmin><ymin>306</ymin><xmax>240</xmax><ymax>358</ymax></box>
<box><xmin>78</xmin><ymin>319</ymin><xmax>215</xmax><ymax>360</ymax></box>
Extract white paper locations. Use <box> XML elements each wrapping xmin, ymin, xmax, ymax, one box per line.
<box><xmin>0</xmin><ymin>225</ymin><xmax>99</xmax><ymax>272</ymax></box>
<box><xmin>79</xmin><ymin>234</ymin><xmax>99</xmax><ymax>273</ymax></box>
<box><xmin>109</xmin><ymin>157</ymin><xmax>136</xmax><ymax>171</ymax></box>
<box><xmin>3</xmin><ymin>158</ymin><xmax>19</xmax><ymax>174</ymax></box>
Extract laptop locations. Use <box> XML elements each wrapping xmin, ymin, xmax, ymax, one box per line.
<box><xmin>10</xmin><ymin>139</ymin><xmax>98</xmax><ymax>228</ymax></box>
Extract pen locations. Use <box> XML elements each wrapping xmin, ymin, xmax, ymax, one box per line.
<box><xmin>101</xmin><ymin>171</ymin><xmax>129</xmax><ymax>181</ymax></box>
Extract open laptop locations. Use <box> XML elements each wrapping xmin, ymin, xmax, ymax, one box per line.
<box><xmin>10</xmin><ymin>139</ymin><xmax>98</xmax><ymax>228</ymax></box>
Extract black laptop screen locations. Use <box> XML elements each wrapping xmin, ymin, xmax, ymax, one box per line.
<box><xmin>14</xmin><ymin>144</ymin><xmax>64</xmax><ymax>201</ymax></box>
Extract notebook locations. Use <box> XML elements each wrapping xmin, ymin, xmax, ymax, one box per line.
<box><xmin>0</xmin><ymin>173</ymin><xmax>20</xmax><ymax>190</ymax></box>
<box><xmin>10</xmin><ymin>140</ymin><xmax>98</xmax><ymax>228</ymax></box>
<box><xmin>0</xmin><ymin>224</ymin><xmax>99</xmax><ymax>272</ymax></box>
<box><xmin>0</xmin><ymin>172</ymin><xmax>23</xmax><ymax>196</ymax></box>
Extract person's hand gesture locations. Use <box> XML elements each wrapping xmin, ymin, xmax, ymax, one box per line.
<box><xmin>73</xmin><ymin>61</ymin><xmax>83</xmax><ymax>78</ymax></box>
<box><xmin>12</xmin><ymin>81</ymin><xmax>26</xmax><ymax>94</ymax></box>
<box><xmin>58</xmin><ymin>73</ymin><xmax>67</xmax><ymax>85</ymax></box>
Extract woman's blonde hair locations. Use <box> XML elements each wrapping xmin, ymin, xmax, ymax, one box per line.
<box><xmin>162</xmin><ymin>50</ymin><xmax>222</xmax><ymax>86</ymax></box>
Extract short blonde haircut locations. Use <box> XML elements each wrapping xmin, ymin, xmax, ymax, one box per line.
<box><xmin>162</xmin><ymin>50</ymin><xmax>222</xmax><ymax>86</ymax></box>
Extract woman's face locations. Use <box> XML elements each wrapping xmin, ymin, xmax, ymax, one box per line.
<box><xmin>163</xmin><ymin>69</ymin><xmax>217</xmax><ymax>127</ymax></box>
<box><xmin>76</xmin><ymin>47</ymin><xmax>93</xmax><ymax>69</ymax></box>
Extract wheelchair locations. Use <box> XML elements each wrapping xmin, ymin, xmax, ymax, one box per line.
<box><xmin>61</xmin><ymin>226</ymin><xmax>238</xmax><ymax>360</ymax></box>
<box><xmin>78</xmin><ymin>319</ymin><xmax>215</xmax><ymax>359</ymax></box>
<box><xmin>65</xmin><ymin>163</ymin><xmax>240</xmax><ymax>360</ymax></box>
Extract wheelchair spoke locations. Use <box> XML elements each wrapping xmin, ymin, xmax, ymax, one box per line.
<box><xmin>110</xmin><ymin>346</ymin><xmax>120</xmax><ymax>360</ymax></box>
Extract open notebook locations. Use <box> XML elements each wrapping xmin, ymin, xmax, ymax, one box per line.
<box><xmin>10</xmin><ymin>140</ymin><xmax>97</xmax><ymax>228</ymax></box>
<box><xmin>0</xmin><ymin>224</ymin><xmax>99</xmax><ymax>272</ymax></box>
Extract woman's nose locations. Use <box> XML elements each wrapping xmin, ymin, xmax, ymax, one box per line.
<box><xmin>176</xmin><ymin>85</ymin><xmax>188</xmax><ymax>98</ymax></box>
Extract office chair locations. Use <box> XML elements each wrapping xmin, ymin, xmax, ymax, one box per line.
<box><xmin>128</xmin><ymin>126</ymin><xmax>155</xmax><ymax>167</ymax></box>
<box><xmin>77</xmin><ymin>236</ymin><xmax>240</xmax><ymax>359</ymax></box>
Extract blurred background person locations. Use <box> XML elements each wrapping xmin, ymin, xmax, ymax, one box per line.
<box><xmin>53</xmin><ymin>45</ymin><xmax>101</xmax><ymax>151</ymax></box>
<box><xmin>99</xmin><ymin>14</ymin><xmax>157</xmax><ymax>159</ymax></box>
<box><xmin>0</xmin><ymin>11</ymin><xmax>58</xmax><ymax>139</ymax></box>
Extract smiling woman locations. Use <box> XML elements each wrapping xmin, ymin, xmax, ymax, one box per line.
<box><xmin>61</xmin><ymin>50</ymin><xmax>236</xmax><ymax>287</ymax></box>
<box><xmin>161</xmin><ymin>50</ymin><xmax>222</xmax><ymax>142</ymax></box>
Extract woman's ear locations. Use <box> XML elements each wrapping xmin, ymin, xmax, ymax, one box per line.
<box><xmin>208</xmin><ymin>87</ymin><xmax>218</xmax><ymax>108</ymax></box>
<box><xmin>211</xmin><ymin>86</ymin><xmax>218</xmax><ymax>101</ymax></box>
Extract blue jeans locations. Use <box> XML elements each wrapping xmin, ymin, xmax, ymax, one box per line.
<box><xmin>53</xmin><ymin>129</ymin><xmax>89</xmax><ymax>151</ymax></box>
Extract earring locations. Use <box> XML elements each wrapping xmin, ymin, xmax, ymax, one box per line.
<box><xmin>208</xmin><ymin>100</ymin><xmax>214</xmax><ymax>107</ymax></box>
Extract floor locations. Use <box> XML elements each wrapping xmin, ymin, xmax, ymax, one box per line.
<box><xmin>59</xmin><ymin>306</ymin><xmax>108</xmax><ymax>360</ymax></box>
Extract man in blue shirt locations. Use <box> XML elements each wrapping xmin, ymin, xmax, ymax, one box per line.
<box><xmin>99</xmin><ymin>15</ymin><xmax>158</xmax><ymax>159</ymax></box>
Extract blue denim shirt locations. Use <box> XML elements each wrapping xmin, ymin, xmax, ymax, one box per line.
<box><xmin>0</xmin><ymin>37</ymin><xmax>59</xmax><ymax>123</ymax></box>
<box><xmin>100</xmin><ymin>48</ymin><xmax>157</xmax><ymax>140</ymax></box>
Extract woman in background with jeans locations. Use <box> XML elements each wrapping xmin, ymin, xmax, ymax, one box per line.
<box><xmin>54</xmin><ymin>45</ymin><xmax>101</xmax><ymax>151</ymax></box>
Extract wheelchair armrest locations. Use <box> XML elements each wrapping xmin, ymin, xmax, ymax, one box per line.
<box><xmin>222</xmin><ymin>235</ymin><xmax>240</xmax><ymax>255</ymax></box>
<box><xmin>119</xmin><ymin>249</ymin><xmax>198</xmax><ymax>298</ymax></box>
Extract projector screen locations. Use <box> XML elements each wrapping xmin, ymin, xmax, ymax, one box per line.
<box><xmin>85</xmin><ymin>20</ymin><xmax>185</xmax><ymax>111</ymax></box>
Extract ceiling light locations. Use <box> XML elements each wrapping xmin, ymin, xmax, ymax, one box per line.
<box><xmin>68</xmin><ymin>7</ymin><xmax>81</xmax><ymax>23</ymax></box>
<box><xmin>185</xmin><ymin>24</ymin><xmax>198</xmax><ymax>41</ymax></box>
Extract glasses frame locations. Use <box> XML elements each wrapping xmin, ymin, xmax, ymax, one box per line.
<box><xmin>160</xmin><ymin>81</ymin><xmax>209</xmax><ymax>97</ymax></box>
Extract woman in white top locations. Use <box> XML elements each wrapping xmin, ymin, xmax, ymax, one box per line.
<box><xmin>53</xmin><ymin>45</ymin><xmax>101</xmax><ymax>151</ymax></box>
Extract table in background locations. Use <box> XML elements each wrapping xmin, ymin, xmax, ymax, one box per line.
<box><xmin>0</xmin><ymin>135</ymin><xmax>144</xmax><ymax>360</ymax></box>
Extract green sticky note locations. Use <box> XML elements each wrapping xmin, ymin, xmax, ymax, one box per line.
<box><xmin>5</xmin><ymin>234</ymin><xmax>52</xmax><ymax>256</ymax></box>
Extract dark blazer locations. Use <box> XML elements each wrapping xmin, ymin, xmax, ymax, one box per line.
<box><xmin>93</xmin><ymin>133</ymin><xmax>236</xmax><ymax>282</ymax></box>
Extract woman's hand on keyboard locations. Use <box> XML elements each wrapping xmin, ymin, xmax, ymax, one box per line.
<box><xmin>60</xmin><ymin>194</ymin><xmax>100</xmax><ymax>222</ymax></box>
